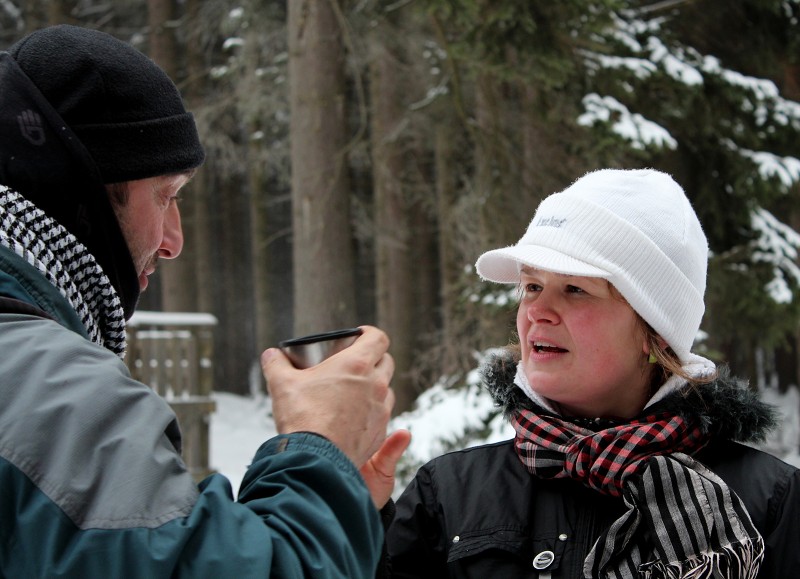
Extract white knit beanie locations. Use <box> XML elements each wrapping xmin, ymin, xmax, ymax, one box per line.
<box><xmin>475</xmin><ymin>168</ymin><xmax>708</xmax><ymax>362</ymax></box>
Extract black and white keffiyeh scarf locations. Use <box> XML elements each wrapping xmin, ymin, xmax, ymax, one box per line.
<box><xmin>0</xmin><ymin>186</ymin><xmax>126</xmax><ymax>357</ymax></box>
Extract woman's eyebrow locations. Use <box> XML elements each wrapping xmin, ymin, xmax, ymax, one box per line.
<box><xmin>520</xmin><ymin>266</ymin><xmax>571</xmax><ymax>279</ymax></box>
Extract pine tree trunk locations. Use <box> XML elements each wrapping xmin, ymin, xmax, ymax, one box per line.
<box><xmin>288</xmin><ymin>0</ymin><xmax>356</xmax><ymax>335</ymax></box>
<box><xmin>474</xmin><ymin>73</ymin><xmax>514</xmax><ymax>349</ymax></box>
<box><xmin>45</xmin><ymin>0</ymin><xmax>68</xmax><ymax>26</ymax></box>
<box><xmin>184</xmin><ymin>0</ymin><xmax>214</xmax><ymax>316</ymax></box>
<box><xmin>147</xmin><ymin>0</ymin><xmax>199</xmax><ymax>312</ymax></box>
<box><xmin>782</xmin><ymin>61</ymin><xmax>800</xmax><ymax>392</ymax></box>
<box><xmin>370</xmin><ymin>11</ymin><xmax>417</xmax><ymax>412</ymax></box>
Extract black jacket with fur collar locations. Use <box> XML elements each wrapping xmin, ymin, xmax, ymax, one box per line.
<box><xmin>386</xmin><ymin>352</ymin><xmax>800</xmax><ymax>579</ymax></box>
<box><xmin>482</xmin><ymin>349</ymin><xmax>778</xmax><ymax>441</ymax></box>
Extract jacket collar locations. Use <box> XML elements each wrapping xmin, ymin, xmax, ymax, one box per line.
<box><xmin>480</xmin><ymin>348</ymin><xmax>777</xmax><ymax>443</ymax></box>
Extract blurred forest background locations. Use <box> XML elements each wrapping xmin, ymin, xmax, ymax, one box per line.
<box><xmin>2</xmin><ymin>0</ymin><xmax>799</xmax><ymax>419</ymax></box>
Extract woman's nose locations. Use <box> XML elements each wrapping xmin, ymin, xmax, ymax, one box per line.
<box><xmin>524</xmin><ymin>291</ymin><xmax>560</xmax><ymax>324</ymax></box>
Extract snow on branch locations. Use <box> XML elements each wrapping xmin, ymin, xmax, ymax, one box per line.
<box><xmin>702</xmin><ymin>56</ymin><xmax>800</xmax><ymax>129</ymax></box>
<box><xmin>596</xmin><ymin>12</ymin><xmax>800</xmax><ymax>131</ymax></box>
<box><xmin>578</xmin><ymin>93</ymin><xmax>677</xmax><ymax>150</ymax></box>
<box><xmin>751</xmin><ymin>207</ymin><xmax>800</xmax><ymax>304</ymax></box>
<box><xmin>738</xmin><ymin>148</ymin><xmax>800</xmax><ymax>190</ymax></box>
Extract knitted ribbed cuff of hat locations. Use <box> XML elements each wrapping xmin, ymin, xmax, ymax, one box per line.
<box><xmin>76</xmin><ymin>114</ymin><xmax>203</xmax><ymax>183</ymax></box>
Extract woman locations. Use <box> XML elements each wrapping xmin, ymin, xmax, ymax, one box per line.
<box><xmin>385</xmin><ymin>169</ymin><xmax>799</xmax><ymax>578</ymax></box>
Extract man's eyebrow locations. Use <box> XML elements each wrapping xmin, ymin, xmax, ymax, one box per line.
<box><xmin>153</xmin><ymin>175</ymin><xmax>187</xmax><ymax>194</ymax></box>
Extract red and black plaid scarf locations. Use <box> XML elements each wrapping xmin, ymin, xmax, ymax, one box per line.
<box><xmin>512</xmin><ymin>410</ymin><xmax>707</xmax><ymax>497</ymax></box>
<box><xmin>512</xmin><ymin>409</ymin><xmax>764</xmax><ymax>578</ymax></box>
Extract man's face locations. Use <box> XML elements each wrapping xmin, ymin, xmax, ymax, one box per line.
<box><xmin>110</xmin><ymin>174</ymin><xmax>190</xmax><ymax>291</ymax></box>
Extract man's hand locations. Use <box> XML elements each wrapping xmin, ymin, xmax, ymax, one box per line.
<box><xmin>360</xmin><ymin>429</ymin><xmax>412</xmax><ymax>509</ymax></box>
<box><xmin>261</xmin><ymin>326</ymin><xmax>396</xmax><ymax>468</ymax></box>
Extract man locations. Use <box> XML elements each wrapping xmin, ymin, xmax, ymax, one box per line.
<box><xmin>0</xmin><ymin>25</ymin><xmax>409</xmax><ymax>577</ymax></box>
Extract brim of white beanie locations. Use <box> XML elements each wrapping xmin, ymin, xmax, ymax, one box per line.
<box><xmin>476</xmin><ymin>241</ymin><xmax>696</xmax><ymax>361</ymax></box>
<box><xmin>476</xmin><ymin>244</ymin><xmax>610</xmax><ymax>283</ymax></box>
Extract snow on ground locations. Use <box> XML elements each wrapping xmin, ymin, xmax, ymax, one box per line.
<box><xmin>758</xmin><ymin>385</ymin><xmax>800</xmax><ymax>468</ymax></box>
<box><xmin>209</xmin><ymin>392</ymin><xmax>275</xmax><ymax>495</ymax></box>
<box><xmin>210</xmin><ymin>385</ymin><xmax>800</xmax><ymax>496</ymax></box>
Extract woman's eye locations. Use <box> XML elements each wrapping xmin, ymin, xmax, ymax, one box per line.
<box><xmin>524</xmin><ymin>283</ymin><xmax>542</xmax><ymax>293</ymax></box>
<box><xmin>566</xmin><ymin>285</ymin><xmax>585</xmax><ymax>293</ymax></box>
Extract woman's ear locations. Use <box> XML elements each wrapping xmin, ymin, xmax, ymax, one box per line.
<box><xmin>642</xmin><ymin>336</ymin><xmax>668</xmax><ymax>356</ymax></box>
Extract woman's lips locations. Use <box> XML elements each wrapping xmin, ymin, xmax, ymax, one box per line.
<box><xmin>531</xmin><ymin>340</ymin><xmax>568</xmax><ymax>354</ymax></box>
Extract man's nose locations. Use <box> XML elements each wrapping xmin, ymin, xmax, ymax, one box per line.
<box><xmin>159</xmin><ymin>204</ymin><xmax>183</xmax><ymax>259</ymax></box>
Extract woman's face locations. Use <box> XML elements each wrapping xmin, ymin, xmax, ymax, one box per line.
<box><xmin>516</xmin><ymin>268</ymin><xmax>652</xmax><ymax>419</ymax></box>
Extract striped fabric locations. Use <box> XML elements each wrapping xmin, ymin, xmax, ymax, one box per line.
<box><xmin>512</xmin><ymin>410</ymin><xmax>764</xmax><ymax>578</ymax></box>
<box><xmin>0</xmin><ymin>187</ymin><xmax>126</xmax><ymax>357</ymax></box>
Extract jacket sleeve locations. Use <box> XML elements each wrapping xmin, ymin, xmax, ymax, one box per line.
<box><xmin>384</xmin><ymin>463</ymin><xmax>449</xmax><ymax>578</ymax></box>
<box><xmin>234</xmin><ymin>433</ymin><xmax>384</xmax><ymax>578</ymax></box>
<box><xmin>757</xmin><ymin>466</ymin><xmax>800</xmax><ymax>579</ymax></box>
<box><xmin>0</xmin><ymin>316</ymin><xmax>382</xmax><ymax>578</ymax></box>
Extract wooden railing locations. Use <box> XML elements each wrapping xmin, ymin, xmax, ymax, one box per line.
<box><xmin>126</xmin><ymin>311</ymin><xmax>218</xmax><ymax>482</ymax></box>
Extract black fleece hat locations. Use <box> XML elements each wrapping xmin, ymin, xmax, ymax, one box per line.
<box><xmin>0</xmin><ymin>25</ymin><xmax>204</xmax><ymax>318</ymax></box>
<box><xmin>9</xmin><ymin>25</ymin><xmax>205</xmax><ymax>182</ymax></box>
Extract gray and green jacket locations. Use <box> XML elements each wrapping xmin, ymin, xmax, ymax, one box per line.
<box><xmin>0</xmin><ymin>245</ymin><xmax>382</xmax><ymax>578</ymax></box>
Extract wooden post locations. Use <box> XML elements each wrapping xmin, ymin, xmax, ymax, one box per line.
<box><xmin>126</xmin><ymin>311</ymin><xmax>218</xmax><ymax>482</ymax></box>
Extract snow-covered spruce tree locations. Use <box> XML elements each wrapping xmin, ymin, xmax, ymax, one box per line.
<box><xmin>576</xmin><ymin>0</ymin><xmax>800</xmax><ymax>390</ymax></box>
<box><xmin>390</xmin><ymin>0</ymin><xmax>800</xmax><ymax>474</ymax></box>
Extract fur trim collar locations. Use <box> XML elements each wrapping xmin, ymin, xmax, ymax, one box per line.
<box><xmin>480</xmin><ymin>348</ymin><xmax>777</xmax><ymax>443</ymax></box>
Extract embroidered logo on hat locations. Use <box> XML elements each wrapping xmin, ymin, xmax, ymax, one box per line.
<box><xmin>535</xmin><ymin>216</ymin><xmax>567</xmax><ymax>228</ymax></box>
